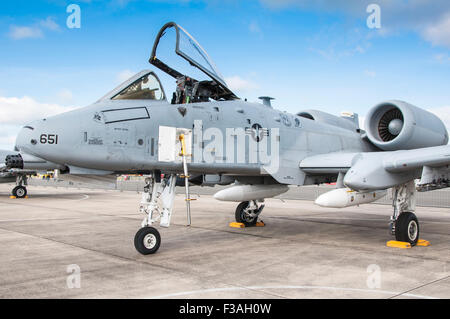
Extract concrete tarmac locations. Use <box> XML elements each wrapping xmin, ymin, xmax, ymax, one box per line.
<box><xmin>0</xmin><ymin>184</ymin><xmax>449</xmax><ymax>299</ymax></box>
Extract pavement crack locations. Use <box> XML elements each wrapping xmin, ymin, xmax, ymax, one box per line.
<box><xmin>388</xmin><ymin>275</ymin><xmax>450</xmax><ymax>299</ymax></box>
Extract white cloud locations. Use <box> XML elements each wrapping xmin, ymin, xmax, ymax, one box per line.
<box><xmin>0</xmin><ymin>96</ymin><xmax>75</xmax><ymax>150</ymax></box>
<box><xmin>309</xmin><ymin>43</ymin><xmax>369</xmax><ymax>60</ymax></box>
<box><xmin>0</xmin><ymin>131</ymin><xmax>17</xmax><ymax>150</ymax></box>
<box><xmin>116</xmin><ymin>70</ymin><xmax>136</xmax><ymax>83</ymax></box>
<box><xmin>354</xmin><ymin>45</ymin><xmax>365</xmax><ymax>54</ymax></box>
<box><xmin>260</xmin><ymin>0</ymin><xmax>450</xmax><ymax>48</ymax></box>
<box><xmin>249</xmin><ymin>21</ymin><xmax>261</xmax><ymax>34</ymax></box>
<box><xmin>39</xmin><ymin>17</ymin><xmax>60</xmax><ymax>32</ymax></box>
<box><xmin>9</xmin><ymin>26</ymin><xmax>43</xmax><ymax>40</ymax></box>
<box><xmin>422</xmin><ymin>14</ymin><xmax>450</xmax><ymax>48</ymax></box>
<box><xmin>225</xmin><ymin>76</ymin><xmax>259</xmax><ymax>92</ymax></box>
<box><xmin>307</xmin><ymin>26</ymin><xmax>372</xmax><ymax>60</ymax></box>
<box><xmin>0</xmin><ymin>96</ymin><xmax>74</xmax><ymax>126</ymax></box>
<box><xmin>364</xmin><ymin>70</ymin><xmax>376</xmax><ymax>77</ymax></box>
<box><xmin>57</xmin><ymin>89</ymin><xmax>74</xmax><ymax>105</ymax></box>
<box><xmin>8</xmin><ymin>17</ymin><xmax>61</xmax><ymax>40</ymax></box>
<box><xmin>434</xmin><ymin>53</ymin><xmax>450</xmax><ymax>63</ymax></box>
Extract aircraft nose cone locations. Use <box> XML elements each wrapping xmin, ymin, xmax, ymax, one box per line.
<box><xmin>15</xmin><ymin>129</ymin><xmax>28</xmax><ymax>151</ymax></box>
<box><xmin>15</xmin><ymin>122</ymin><xmax>39</xmax><ymax>153</ymax></box>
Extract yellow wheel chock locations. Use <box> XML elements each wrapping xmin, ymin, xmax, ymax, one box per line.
<box><xmin>229</xmin><ymin>221</ymin><xmax>265</xmax><ymax>228</ymax></box>
<box><xmin>417</xmin><ymin>239</ymin><xmax>431</xmax><ymax>247</ymax></box>
<box><xmin>9</xmin><ymin>196</ymin><xmax>29</xmax><ymax>199</ymax></box>
<box><xmin>386</xmin><ymin>239</ymin><xmax>430</xmax><ymax>249</ymax></box>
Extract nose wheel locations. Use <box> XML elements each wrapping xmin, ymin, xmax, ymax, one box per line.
<box><xmin>12</xmin><ymin>185</ymin><xmax>27</xmax><ymax>199</ymax></box>
<box><xmin>134</xmin><ymin>227</ymin><xmax>161</xmax><ymax>255</ymax></box>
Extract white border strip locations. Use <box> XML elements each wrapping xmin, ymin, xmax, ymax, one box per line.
<box><xmin>150</xmin><ymin>285</ymin><xmax>438</xmax><ymax>299</ymax></box>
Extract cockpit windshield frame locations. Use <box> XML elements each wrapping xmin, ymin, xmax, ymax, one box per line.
<box><xmin>150</xmin><ymin>22</ymin><xmax>238</xmax><ymax>101</ymax></box>
<box><xmin>111</xmin><ymin>72</ymin><xmax>165</xmax><ymax>101</ymax></box>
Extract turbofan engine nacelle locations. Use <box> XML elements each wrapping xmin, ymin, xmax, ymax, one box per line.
<box><xmin>365</xmin><ymin>100</ymin><xmax>448</xmax><ymax>151</ymax></box>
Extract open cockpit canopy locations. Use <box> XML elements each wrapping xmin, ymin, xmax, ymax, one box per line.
<box><xmin>150</xmin><ymin>22</ymin><xmax>238</xmax><ymax>102</ymax></box>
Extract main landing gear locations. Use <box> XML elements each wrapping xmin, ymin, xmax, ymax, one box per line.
<box><xmin>11</xmin><ymin>175</ymin><xmax>27</xmax><ymax>199</ymax></box>
<box><xmin>134</xmin><ymin>174</ymin><xmax>176</xmax><ymax>255</ymax></box>
<box><xmin>235</xmin><ymin>200</ymin><xmax>265</xmax><ymax>227</ymax></box>
<box><xmin>389</xmin><ymin>180</ymin><xmax>419</xmax><ymax>246</ymax></box>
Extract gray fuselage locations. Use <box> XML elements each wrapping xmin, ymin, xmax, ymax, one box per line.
<box><xmin>15</xmin><ymin>91</ymin><xmax>372</xmax><ymax>186</ymax></box>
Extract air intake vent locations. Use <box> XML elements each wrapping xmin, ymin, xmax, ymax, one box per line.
<box><xmin>378</xmin><ymin>108</ymin><xmax>403</xmax><ymax>142</ymax></box>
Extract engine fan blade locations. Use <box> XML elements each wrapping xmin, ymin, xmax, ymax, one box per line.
<box><xmin>377</xmin><ymin>108</ymin><xmax>404</xmax><ymax>142</ymax></box>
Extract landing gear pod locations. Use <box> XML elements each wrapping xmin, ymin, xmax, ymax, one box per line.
<box><xmin>314</xmin><ymin>188</ymin><xmax>387</xmax><ymax>208</ymax></box>
<box><xmin>214</xmin><ymin>184</ymin><xmax>289</xmax><ymax>202</ymax></box>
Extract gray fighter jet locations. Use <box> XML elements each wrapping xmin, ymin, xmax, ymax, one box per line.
<box><xmin>3</xmin><ymin>22</ymin><xmax>449</xmax><ymax>254</ymax></box>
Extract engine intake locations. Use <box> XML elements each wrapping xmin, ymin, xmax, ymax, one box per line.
<box><xmin>365</xmin><ymin>100</ymin><xmax>448</xmax><ymax>151</ymax></box>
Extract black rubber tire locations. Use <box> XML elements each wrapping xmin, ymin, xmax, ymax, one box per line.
<box><xmin>12</xmin><ymin>186</ymin><xmax>27</xmax><ymax>199</ymax></box>
<box><xmin>395</xmin><ymin>212</ymin><xmax>419</xmax><ymax>246</ymax></box>
<box><xmin>134</xmin><ymin>227</ymin><xmax>161</xmax><ymax>255</ymax></box>
<box><xmin>235</xmin><ymin>201</ymin><xmax>258</xmax><ymax>227</ymax></box>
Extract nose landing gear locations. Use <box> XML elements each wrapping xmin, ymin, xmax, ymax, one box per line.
<box><xmin>11</xmin><ymin>175</ymin><xmax>28</xmax><ymax>199</ymax></box>
<box><xmin>134</xmin><ymin>174</ymin><xmax>176</xmax><ymax>255</ymax></box>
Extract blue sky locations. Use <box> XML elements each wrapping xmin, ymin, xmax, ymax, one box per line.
<box><xmin>1</xmin><ymin>0</ymin><xmax>450</xmax><ymax>149</ymax></box>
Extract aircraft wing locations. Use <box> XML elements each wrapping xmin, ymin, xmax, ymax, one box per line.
<box><xmin>299</xmin><ymin>151</ymin><xmax>360</xmax><ymax>174</ymax></box>
<box><xmin>300</xmin><ymin>145</ymin><xmax>450</xmax><ymax>191</ymax></box>
<box><xmin>382</xmin><ymin>145</ymin><xmax>450</xmax><ymax>172</ymax></box>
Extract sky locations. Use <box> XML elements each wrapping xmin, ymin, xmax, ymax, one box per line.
<box><xmin>1</xmin><ymin>0</ymin><xmax>449</xmax><ymax>150</ymax></box>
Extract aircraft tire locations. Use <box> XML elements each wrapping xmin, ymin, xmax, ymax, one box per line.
<box><xmin>12</xmin><ymin>186</ymin><xmax>27</xmax><ymax>199</ymax></box>
<box><xmin>395</xmin><ymin>212</ymin><xmax>419</xmax><ymax>246</ymax></box>
<box><xmin>134</xmin><ymin>226</ymin><xmax>161</xmax><ymax>255</ymax></box>
<box><xmin>235</xmin><ymin>201</ymin><xmax>258</xmax><ymax>227</ymax></box>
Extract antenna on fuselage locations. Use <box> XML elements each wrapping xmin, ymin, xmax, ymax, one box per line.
<box><xmin>258</xmin><ymin>96</ymin><xmax>274</xmax><ymax>108</ymax></box>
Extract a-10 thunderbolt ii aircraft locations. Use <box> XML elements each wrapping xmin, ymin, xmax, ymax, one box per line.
<box><xmin>4</xmin><ymin>22</ymin><xmax>450</xmax><ymax>254</ymax></box>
